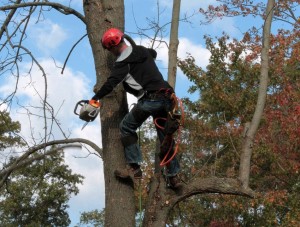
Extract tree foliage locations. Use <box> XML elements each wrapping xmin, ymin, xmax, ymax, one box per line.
<box><xmin>0</xmin><ymin>110</ymin><xmax>84</xmax><ymax>225</ymax></box>
<box><xmin>0</xmin><ymin>110</ymin><xmax>23</xmax><ymax>150</ymax></box>
<box><xmin>77</xmin><ymin>209</ymin><xmax>105</xmax><ymax>227</ymax></box>
<box><xmin>0</xmin><ymin>150</ymin><xmax>83</xmax><ymax>226</ymax></box>
<box><xmin>174</xmin><ymin>9</ymin><xmax>300</xmax><ymax>225</ymax></box>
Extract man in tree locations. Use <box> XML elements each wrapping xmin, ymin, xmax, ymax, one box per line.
<box><xmin>91</xmin><ymin>28</ymin><xmax>181</xmax><ymax>189</ymax></box>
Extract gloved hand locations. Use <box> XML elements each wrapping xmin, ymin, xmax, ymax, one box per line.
<box><xmin>89</xmin><ymin>99</ymin><xmax>101</xmax><ymax>108</ymax></box>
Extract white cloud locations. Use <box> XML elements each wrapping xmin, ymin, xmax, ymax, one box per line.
<box><xmin>64</xmin><ymin>146</ymin><xmax>105</xmax><ymax>221</ymax></box>
<box><xmin>160</xmin><ymin>0</ymin><xmax>217</xmax><ymax>14</ymax></box>
<box><xmin>0</xmin><ymin>58</ymin><xmax>104</xmax><ymax>223</ymax></box>
<box><xmin>155</xmin><ymin>37</ymin><xmax>211</xmax><ymax>71</ymax></box>
<box><xmin>129</xmin><ymin>36</ymin><xmax>210</xmax><ymax>87</ymax></box>
<box><xmin>0</xmin><ymin>56</ymin><xmax>103</xmax><ymax>143</ymax></box>
<box><xmin>179</xmin><ymin>37</ymin><xmax>211</xmax><ymax>68</ymax></box>
<box><xmin>203</xmin><ymin>16</ymin><xmax>240</xmax><ymax>37</ymax></box>
<box><xmin>158</xmin><ymin>0</ymin><xmax>239</xmax><ymax>38</ymax></box>
<box><xmin>0</xmin><ymin>103</ymin><xmax>8</xmax><ymax>112</ymax></box>
<box><xmin>132</xmin><ymin>36</ymin><xmax>210</xmax><ymax>69</ymax></box>
<box><xmin>29</xmin><ymin>19</ymin><xmax>68</xmax><ymax>55</ymax></box>
<box><xmin>0</xmin><ymin>59</ymin><xmax>95</xmax><ymax>143</ymax></box>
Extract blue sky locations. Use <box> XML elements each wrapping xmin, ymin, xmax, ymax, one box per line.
<box><xmin>0</xmin><ymin>0</ymin><xmax>269</xmax><ymax>226</ymax></box>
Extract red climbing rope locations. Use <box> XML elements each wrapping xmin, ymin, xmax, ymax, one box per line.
<box><xmin>154</xmin><ymin>96</ymin><xmax>184</xmax><ymax>166</ymax></box>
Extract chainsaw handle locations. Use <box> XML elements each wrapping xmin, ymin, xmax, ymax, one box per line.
<box><xmin>74</xmin><ymin>100</ymin><xmax>89</xmax><ymax>116</ymax></box>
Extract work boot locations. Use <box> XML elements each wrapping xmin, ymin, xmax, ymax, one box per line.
<box><xmin>168</xmin><ymin>175</ymin><xmax>183</xmax><ymax>189</ymax></box>
<box><xmin>114</xmin><ymin>164</ymin><xmax>142</xmax><ymax>181</ymax></box>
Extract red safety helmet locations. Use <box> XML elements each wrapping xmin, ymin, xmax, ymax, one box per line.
<box><xmin>101</xmin><ymin>28</ymin><xmax>124</xmax><ymax>49</ymax></box>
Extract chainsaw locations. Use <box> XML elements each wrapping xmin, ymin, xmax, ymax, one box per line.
<box><xmin>74</xmin><ymin>100</ymin><xmax>101</xmax><ymax>130</ymax></box>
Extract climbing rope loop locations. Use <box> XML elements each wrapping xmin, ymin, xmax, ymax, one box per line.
<box><xmin>154</xmin><ymin>95</ymin><xmax>184</xmax><ymax>166</ymax></box>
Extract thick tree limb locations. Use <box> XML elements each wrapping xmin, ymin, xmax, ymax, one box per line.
<box><xmin>0</xmin><ymin>2</ymin><xmax>86</xmax><ymax>24</ymax></box>
<box><xmin>0</xmin><ymin>138</ymin><xmax>102</xmax><ymax>188</ymax></box>
<box><xmin>143</xmin><ymin>176</ymin><xmax>255</xmax><ymax>227</ymax></box>
<box><xmin>176</xmin><ymin>177</ymin><xmax>255</xmax><ymax>201</ymax></box>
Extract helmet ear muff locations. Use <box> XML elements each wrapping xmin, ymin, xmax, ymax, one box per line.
<box><xmin>102</xmin><ymin>42</ymin><xmax>107</xmax><ymax>49</ymax></box>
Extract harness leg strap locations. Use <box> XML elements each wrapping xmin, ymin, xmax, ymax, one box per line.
<box><xmin>164</xmin><ymin>112</ymin><xmax>180</xmax><ymax>135</ymax></box>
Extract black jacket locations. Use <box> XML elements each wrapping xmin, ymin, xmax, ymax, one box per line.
<box><xmin>93</xmin><ymin>45</ymin><xmax>172</xmax><ymax>100</ymax></box>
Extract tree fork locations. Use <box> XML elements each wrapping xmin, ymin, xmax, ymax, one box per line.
<box><xmin>143</xmin><ymin>176</ymin><xmax>255</xmax><ymax>227</ymax></box>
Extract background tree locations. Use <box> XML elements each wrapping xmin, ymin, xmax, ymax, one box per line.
<box><xmin>0</xmin><ymin>150</ymin><xmax>83</xmax><ymax>226</ymax></box>
<box><xmin>0</xmin><ymin>110</ymin><xmax>23</xmax><ymax>149</ymax></box>
<box><xmin>172</xmin><ymin>0</ymin><xmax>300</xmax><ymax>225</ymax></box>
<box><xmin>0</xmin><ymin>106</ymin><xmax>83</xmax><ymax>226</ymax></box>
<box><xmin>77</xmin><ymin>208</ymin><xmax>105</xmax><ymax>227</ymax></box>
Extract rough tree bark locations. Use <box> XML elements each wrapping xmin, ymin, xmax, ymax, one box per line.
<box><xmin>83</xmin><ymin>1</ymin><xmax>136</xmax><ymax>226</ymax></box>
<box><xmin>239</xmin><ymin>0</ymin><xmax>275</xmax><ymax>188</ymax></box>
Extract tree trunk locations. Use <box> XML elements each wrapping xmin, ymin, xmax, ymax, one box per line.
<box><xmin>239</xmin><ymin>0</ymin><xmax>275</xmax><ymax>188</ymax></box>
<box><xmin>83</xmin><ymin>1</ymin><xmax>136</xmax><ymax>226</ymax></box>
<box><xmin>144</xmin><ymin>1</ymin><xmax>182</xmax><ymax>225</ymax></box>
<box><xmin>167</xmin><ymin>0</ymin><xmax>181</xmax><ymax>89</ymax></box>
<box><xmin>142</xmin><ymin>174</ymin><xmax>171</xmax><ymax>227</ymax></box>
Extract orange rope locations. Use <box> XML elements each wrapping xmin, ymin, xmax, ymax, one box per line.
<box><xmin>159</xmin><ymin>127</ymin><xmax>181</xmax><ymax>166</ymax></box>
<box><xmin>154</xmin><ymin>96</ymin><xmax>184</xmax><ymax>166</ymax></box>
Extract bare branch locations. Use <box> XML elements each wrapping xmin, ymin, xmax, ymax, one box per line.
<box><xmin>286</xmin><ymin>5</ymin><xmax>298</xmax><ymax>22</ymax></box>
<box><xmin>128</xmin><ymin>0</ymin><xmax>196</xmax><ymax>50</ymax></box>
<box><xmin>0</xmin><ymin>0</ymin><xmax>22</xmax><ymax>40</ymax></box>
<box><xmin>0</xmin><ymin>2</ymin><xmax>86</xmax><ymax>24</ymax></box>
<box><xmin>0</xmin><ymin>138</ymin><xmax>102</xmax><ymax>188</ymax></box>
<box><xmin>13</xmin><ymin>3</ymin><xmax>36</xmax><ymax>74</ymax></box>
<box><xmin>12</xmin><ymin>44</ymin><xmax>49</xmax><ymax>144</ymax></box>
<box><xmin>61</xmin><ymin>34</ymin><xmax>88</xmax><ymax>74</ymax></box>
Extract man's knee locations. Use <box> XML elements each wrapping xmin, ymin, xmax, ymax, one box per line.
<box><xmin>121</xmin><ymin>134</ymin><xmax>138</xmax><ymax>147</ymax></box>
<box><xmin>131</xmin><ymin>104</ymin><xmax>149</xmax><ymax>123</ymax></box>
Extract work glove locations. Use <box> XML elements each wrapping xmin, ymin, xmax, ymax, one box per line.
<box><xmin>89</xmin><ymin>99</ymin><xmax>101</xmax><ymax>108</ymax></box>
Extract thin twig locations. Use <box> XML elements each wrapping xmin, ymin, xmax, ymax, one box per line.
<box><xmin>0</xmin><ymin>2</ymin><xmax>86</xmax><ymax>24</ymax></box>
<box><xmin>61</xmin><ymin>34</ymin><xmax>87</xmax><ymax>74</ymax></box>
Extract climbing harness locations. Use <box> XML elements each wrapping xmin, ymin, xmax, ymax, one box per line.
<box><xmin>154</xmin><ymin>92</ymin><xmax>184</xmax><ymax>166</ymax></box>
